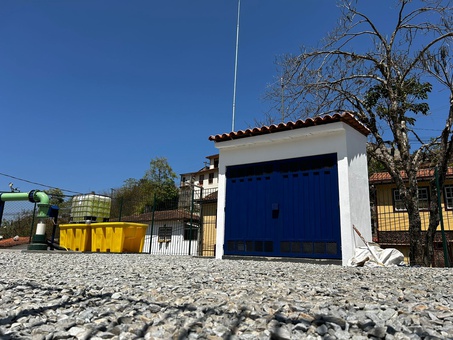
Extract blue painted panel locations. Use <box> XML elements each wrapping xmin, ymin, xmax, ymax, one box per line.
<box><xmin>224</xmin><ymin>154</ymin><xmax>341</xmax><ymax>259</ymax></box>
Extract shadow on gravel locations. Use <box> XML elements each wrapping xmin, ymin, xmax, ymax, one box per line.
<box><xmin>0</xmin><ymin>281</ymin><xmax>119</xmax><ymax>338</ymax></box>
<box><xmin>0</xmin><ymin>282</ymin><xmax>247</xmax><ymax>338</ymax></box>
<box><xmin>0</xmin><ymin>281</ymin><xmax>248</xmax><ymax>338</ymax></box>
<box><xmin>0</xmin><ymin>280</ymin><xmax>347</xmax><ymax>339</ymax></box>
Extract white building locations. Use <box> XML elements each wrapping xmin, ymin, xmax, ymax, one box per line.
<box><xmin>209</xmin><ymin>113</ymin><xmax>371</xmax><ymax>265</ymax></box>
<box><xmin>180</xmin><ymin>154</ymin><xmax>219</xmax><ymax>193</ymax></box>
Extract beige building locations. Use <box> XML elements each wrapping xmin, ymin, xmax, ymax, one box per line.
<box><xmin>180</xmin><ymin>154</ymin><xmax>219</xmax><ymax>257</ymax></box>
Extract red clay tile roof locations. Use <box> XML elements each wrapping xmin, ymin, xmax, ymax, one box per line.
<box><xmin>198</xmin><ymin>191</ymin><xmax>218</xmax><ymax>201</ymax></box>
<box><xmin>369</xmin><ymin>167</ymin><xmax>453</xmax><ymax>183</ymax></box>
<box><xmin>208</xmin><ymin>112</ymin><xmax>370</xmax><ymax>142</ymax></box>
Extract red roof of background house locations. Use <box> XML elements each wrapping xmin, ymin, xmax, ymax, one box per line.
<box><xmin>369</xmin><ymin>167</ymin><xmax>453</xmax><ymax>184</ymax></box>
<box><xmin>198</xmin><ymin>191</ymin><xmax>218</xmax><ymax>202</ymax></box>
<box><xmin>208</xmin><ymin>112</ymin><xmax>370</xmax><ymax>142</ymax></box>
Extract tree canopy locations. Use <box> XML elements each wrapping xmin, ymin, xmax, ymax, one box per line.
<box><xmin>268</xmin><ymin>0</ymin><xmax>453</xmax><ymax>266</ymax></box>
<box><xmin>113</xmin><ymin>157</ymin><xmax>179</xmax><ymax>216</ymax></box>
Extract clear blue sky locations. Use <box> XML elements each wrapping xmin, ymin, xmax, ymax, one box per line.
<box><xmin>0</xmin><ymin>1</ymin><xmax>447</xmax><ymax>196</ymax></box>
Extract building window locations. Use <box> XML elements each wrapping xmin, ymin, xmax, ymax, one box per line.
<box><xmin>393</xmin><ymin>189</ymin><xmax>406</xmax><ymax>211</ymax></box>
<box><xmin>158</xmin><ymin>224</ymin><xmax>172</xmax><ymax>243</ymax></box>
<box><xmin>444</xmin><ymin>186</ymin><xmax>453</xmax><ymax>210</ymax></box>
<box><xmin>184</xmin><ymin>224</ymin><xmax>198</xmax><ymax>240</ymax></box>
<box><xmin>198</xmin><ymin>175</ymin><xmax>204</xmax><ymax>186</ymax></box>
<box><xmin>208</xmin><ymin>173</ymin><xmax>214</xmax><ymax>184</ymax></box>
<box><xmin>418</xmin><ymin>187</ymin><xmax>429</xmax><ymax>210</ymax></box>
<box><xmin>214</xmin><ymin>158</ymin><xmax>219</xmax><ymax>168</ymax></box>
<box><xmin>393</xmin><ymin>187</ymin><xmax>429</xmax><ymax>212</ymax></box>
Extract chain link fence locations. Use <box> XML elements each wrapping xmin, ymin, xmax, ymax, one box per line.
<box><xmin>0</xmin><ymin>191</ymin><xmax>71</xmax><ymax>244</ymax></box>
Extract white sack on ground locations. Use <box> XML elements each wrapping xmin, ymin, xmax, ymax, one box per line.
<box><xmin>347</xmin><ymin>243</ymin><xmax>405</xmax><ymax>267</ymax></box>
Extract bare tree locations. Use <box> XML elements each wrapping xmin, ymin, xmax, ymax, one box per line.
<box><xmin>267</xmin><ymin>0</ymin><xmax>453</xmax><ymax>266</ymax></box>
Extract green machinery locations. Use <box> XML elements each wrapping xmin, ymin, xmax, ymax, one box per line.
<box><xmin>0</xmin><ymin>190</ymin><xmax>56</xmax><ymax>250</ymax></box>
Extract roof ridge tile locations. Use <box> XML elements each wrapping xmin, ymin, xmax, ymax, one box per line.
<box><xmin>208</xmin><ymin>112</ymin><xmax>370</xmax><ymax>142</ymax></box>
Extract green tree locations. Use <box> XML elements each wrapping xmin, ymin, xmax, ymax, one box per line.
<box><xmin>44</xmin><ymin>188</ymin><xmax>72</xmax><ymax>223</ymax></box>
<box><xmin>268</xmin><ymin>0</ymin><xmax>453</xmax><ymax>266</ymax></box>
<box><xmin>44</xmin><ymin>188</ymin><xmax>66</xmax><ymax>206</ymax></box>
<box><xmin>143</xmin><ymin>157</ymin><xmax>179</xmax><ymax>206</ymax></box>
<box><xmin>368</xmin><ymin>157</ymin><xmax>386</xmax><ymax>176</ymax></box>
<box><xmin>1</xmin><ymin>205</ymin><xmax>36</xmax><ymax>239</ymax></box>
<box><xmin>114</xmin><ymin>157</ymin><xmax>179</xmax><ymax>216</ymax></box>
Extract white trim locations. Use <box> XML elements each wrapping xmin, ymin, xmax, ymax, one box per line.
<box><xmin>214</xmin><ymin>121</ymin><xmax>371</xmax><ymax>265</ymax></box>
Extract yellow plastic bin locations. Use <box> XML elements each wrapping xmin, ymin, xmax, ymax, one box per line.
<box><xmin>59</xmin><ymin>223</ymin><xmax>92</xmax><ymax>251</ymax></box>
<box><xmin>91</xmin><ymin>222</ymin><xmax>148</xmax><ymax>253</ymax></box>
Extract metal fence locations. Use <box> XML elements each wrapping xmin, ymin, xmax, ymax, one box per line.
<box><xmin>1</xmin><ymin>187</ymin><xmax>218</xmax><ymax>257</ymax></box>
<box><xmin>110</xmin><ymin>187</ymin><xmax>218</xmax><ymax>257</ymax></box>
<box><xmin>0</xmin><ymin>192</ymin><xmax>70</xmax><ymax>243</ymax></box>
<box><xmin>371</xmin><ymin>184</ymin><xmax>453</xmax><ymax>266</ymax></box>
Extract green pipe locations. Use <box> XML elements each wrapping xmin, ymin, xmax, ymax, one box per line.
<box><xmin>0</xmin><ymin>192</ymin><xmax>30</xmax><ymax>201</ymax></box>
<box><xmin>0</xmin><ymin>190</ymin><xmax>50</xmax><ymax>218</ymax></box>
<box><xmin>34</xmin><ymin>191</ymin><xmax>50</xmax><ymax>218</ymax></box>
<box><xmin>435</xmin><ymin>167</ymin><xmax>450</xmax><ymax>267</ymax></box>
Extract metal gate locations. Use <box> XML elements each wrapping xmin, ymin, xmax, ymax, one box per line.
<box><xmin>224</xmin><ymin>153</ymin><xmax>341</xmax><ymax>259</ymax></box>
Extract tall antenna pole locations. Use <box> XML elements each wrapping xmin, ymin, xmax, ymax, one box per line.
<box><xmin>280</xmin><ymin>76</ymin><xmax>284</xmax><ymax>123</ymax></box>
<box><xmin>231</xmin><ymin>0</ymin><xmax>241</xmax><ymax>132</ymax></box>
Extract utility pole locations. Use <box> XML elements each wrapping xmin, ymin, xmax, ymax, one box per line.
<box><xmin>280</xmin><ymin>77</ymin><xmax>284</xmax><ymax>123</ymax></box>
<box><xmin>231</xmin><ymin>0</ymin><xmax>241</xmax><ymax>132</ymax></box>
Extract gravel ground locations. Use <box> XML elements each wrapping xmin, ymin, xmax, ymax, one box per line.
<box><xmin>0</xmin><ymin>251</ymin><xmax>452</xmax><ymax>340</ymax></box>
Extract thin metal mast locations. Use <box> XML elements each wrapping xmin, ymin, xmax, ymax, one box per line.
<box><xmin>231</xmin><ymin>0</ymin><xmax>241</xmax><ymax>132</ymax></box>
<box><xmin>280</xmin><ymin>77</ymin><xmax>284</xmax><ymax>123</ymax></box>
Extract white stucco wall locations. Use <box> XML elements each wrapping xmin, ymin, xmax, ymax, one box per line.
<box><xmin>142</xmin><ymin>222</ymin><xmax>198</xmax><ymax>255</ymax></box>
<box><xmin>213</xmin><ymin>121</ymin><xmax>371</xmax><ymax>265</ymax></box>
<box><xmin>336</xmin><ymin>124</ymin><xmax>372</xmax><ymax>263</ymax></box>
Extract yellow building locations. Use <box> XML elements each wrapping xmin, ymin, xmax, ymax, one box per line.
<box><xmin>369</xmin><ymin>168</ymin><xmax>453</xmax><ymax>266</ymax></box>
<box><xmin>199</xmin><ymin>191</ymin><xmax>217</xmax><ymax>257</ymax></box>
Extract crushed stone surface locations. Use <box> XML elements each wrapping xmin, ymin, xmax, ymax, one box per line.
<box><xmin>0</xmin><ymin>251</ymin><xmax>452</xmax><ymax>339</ymax></box>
